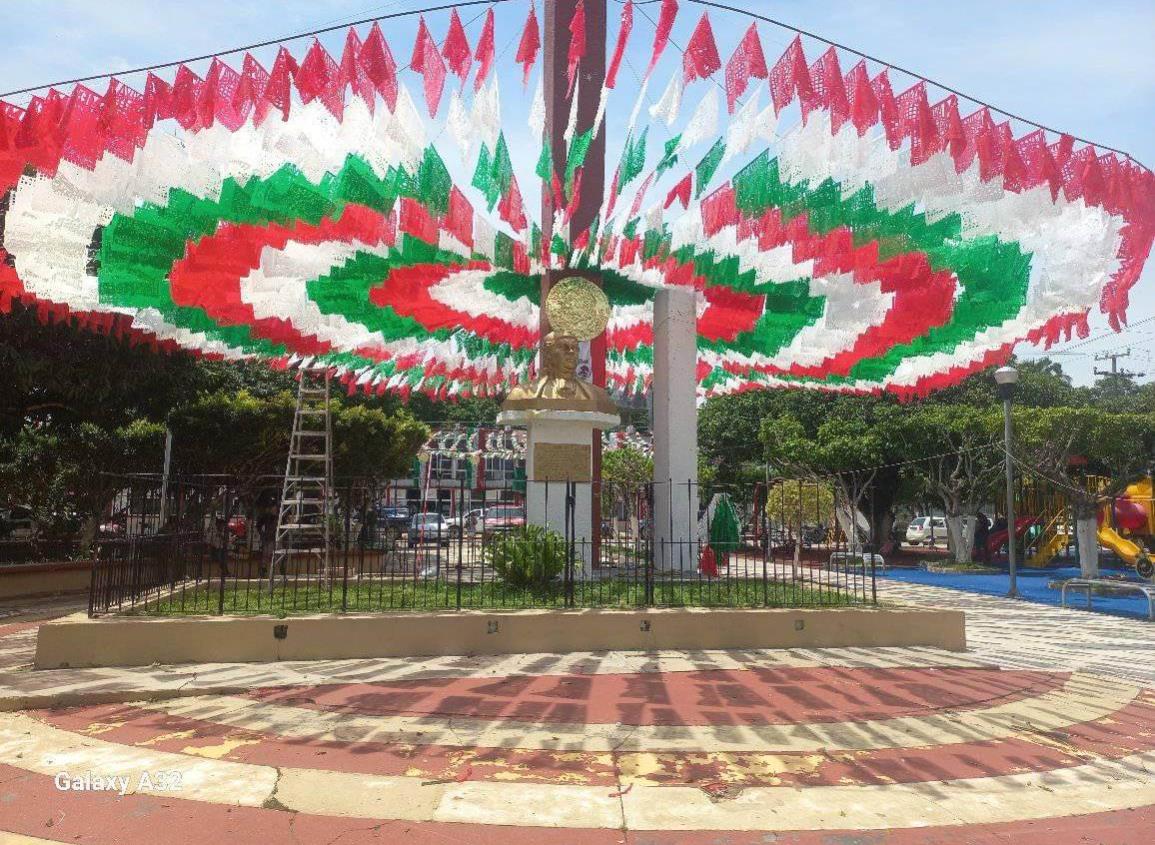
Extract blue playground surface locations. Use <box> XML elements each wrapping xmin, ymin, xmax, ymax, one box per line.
<box><xmin>880</xmin><ymin>563</ymin><xmax>1154</xmax><ymax>621</ymax></box>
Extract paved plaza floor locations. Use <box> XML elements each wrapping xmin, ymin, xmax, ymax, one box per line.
<box><xmin>0</xmin><ymin>580</ymin><xmax>1152</xmax><ymax>843</ymax></box>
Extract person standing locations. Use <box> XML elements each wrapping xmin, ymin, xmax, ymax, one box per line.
<box><xmin>973</xmin><ymin>511</ymin><xmax>992</xmax><ymax>563</ymax></box>
<box><xmin>207</xmin><ymin>515</ymin><xmax>230</xmax><ymax>578</ymax></box>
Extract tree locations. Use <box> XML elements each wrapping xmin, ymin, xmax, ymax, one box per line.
<box><xmin>0</xmin><ymin>419</ymin><xmax>165</xmax><ymax>547</ymax></box>
<box><xmin>1088</xmin><ymin>373</ymin><xmax>1143</xmax><ymax>414</ymax></box>
<box><xmin>928</xmin><ymin>357</ymin><xmax>1083</xmax><ymax>410</ymax></box>
<box><xmin>332</xmin><ymin>404</ymin><xmax>428</xmax><ymax>482</ymax></box>
<box><xmin>895</xmin><ymin>405</ymin><xmax>1003</xmax><ymax>561</ymax></box>
<box><xmin>765</xmin><ymin>479</ymin><xmax>837</xmax><ymax>533</ymax></box>
<box><xmin>699</xmin><ymin>391</ymin><xmax>781</xmax><ymax>487</ymax></box>
<box><xmin>761</xmin><ymin>400</ymin><xmax>907</xmax><ymax>553</ymax></box>
<box><xmin>601</xmin><ymin>446</ymin><xmax>653</xmax><ymax>521</ymax></box>
<box><xmin>0</xmin><ymin>303</ymin><xmax>206</xmax><ymax>437</ymax></box>
<box><xmin>1014</xmin><ymin>407</ymin><xmax>1155</xmax><ymax>572</ymax></box>
<box><xmin>167</xmin><ymin>390</ymin><xmax>296</xmax><ymax>483</ymax></box>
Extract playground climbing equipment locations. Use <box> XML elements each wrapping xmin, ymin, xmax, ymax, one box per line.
<box><xmin>1003</xmin><ymin>475</ymin><xmax>1155</xmax><ymax>578</ymax></box>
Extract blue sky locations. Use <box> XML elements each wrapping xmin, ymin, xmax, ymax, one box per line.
<box><xmin>0</xmin><ymin>0</ymin><xmax>1151</xmax><ymax>385</ymax></box>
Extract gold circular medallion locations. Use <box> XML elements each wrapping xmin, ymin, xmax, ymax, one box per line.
<box><xmin>545</xmin><ymin>277</ymin><xmax>610</xmax><ymax>341</ymax></box>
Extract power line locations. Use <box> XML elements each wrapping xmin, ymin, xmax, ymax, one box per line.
<box><xmin>0</xmin><ymin>0</ymin><xmax>510</xmax><ymax>100</ymax></box>
<box><xmin>1031</xmin><ymin>316</ymin><xmax>1155</xmax><ymax>357</ymax></box>
<box><xmin>1093</xmin><ymin>348</ymin><xmax>1145</xmax><ymax>380</ymax></box>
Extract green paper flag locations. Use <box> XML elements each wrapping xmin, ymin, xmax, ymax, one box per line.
<box><xmin>695</xmin><ymin>139</ymin><xmax>726</xmax><ymax>198</ymax></box>
<box><xmin>656</xmin><ymin>134</ymin><xmax>681</xmax><ymax>176</ymax></box>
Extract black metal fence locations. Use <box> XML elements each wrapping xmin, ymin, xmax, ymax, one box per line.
<box><xmin>87</xmin><ymin>474</ymin><xmax>878</xmax><ymax>616</ymax></box>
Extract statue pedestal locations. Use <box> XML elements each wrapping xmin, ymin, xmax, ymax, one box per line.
<box><xmin>498</xmin><ymin>409</ymin><xmax>620</xmax><ymax>574</ymax></box>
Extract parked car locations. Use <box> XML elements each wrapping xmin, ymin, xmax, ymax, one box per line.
<box><xmin>228</xmin><ymin>515</ymin><xmax>248</xmax><ymax>539</ymax></box>
<box><xmin>0</xmin><ymin>506</ymin><xmax>36</xmax><ymax>540</ymax></box>
<box><xmin>482</xmin><ymin>506</ymin><xmax>526</xmax><ymax>533</ymax></box>
<box><xmin>98</xmin><ymin>515</ymin><xmax>127</xmax><ymax>537</ymax></box>
<box><xmin>445</xmin><ymin>508</ymin><xmax>486</xmax><ymax>538</ymax></box>
<box><xmin>407</xmin><ymin>512</ymin><xmax>450</xmax><ymax>548</ymax></box>
<box><xmin>376</xmin><ymin>505</ymin><xmax>412</xmax><ymax>535</ymax></box>
<box><xmin>906</xmin><ymin>516</ymin><xmax>948</xmax><ymax>547</ymax></box>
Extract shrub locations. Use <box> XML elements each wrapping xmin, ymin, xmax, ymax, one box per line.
<box><xmin>486</xmin><ymin>525</ymin><xmax>568</xmax><ymax>590</ymax></box>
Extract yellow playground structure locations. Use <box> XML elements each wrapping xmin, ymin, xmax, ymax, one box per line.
<box><xmin>1020</xmin><ymin>476</ymin><xmax>1155</xmax><ymax>578</ymax></box>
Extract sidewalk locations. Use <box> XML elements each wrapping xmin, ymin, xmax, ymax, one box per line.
<box><xmin>1</xmin><ymin>579</ymin><xmax>1152</xmax><ymax>707</ymax></box>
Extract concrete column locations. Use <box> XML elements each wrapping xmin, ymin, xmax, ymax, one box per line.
<box><xmin>652</xmin><ymin>287</ymin><xmax>699</xmax><ymax>572</ymax></box>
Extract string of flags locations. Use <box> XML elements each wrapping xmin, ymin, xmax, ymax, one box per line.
<box><xmin>0</xmin><ymin>0</ymin><xmax>1150</xmax><ymax>402</ymax></box>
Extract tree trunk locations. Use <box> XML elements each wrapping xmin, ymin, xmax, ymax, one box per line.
<box><xmin>1075</xmin><ymin>503</ymin><xmax>1099</xmax><ymax>577</ymax></box>
<box><xmin>945</xmin><ymin>513</ymin><xmax>967</xmax><ymax>563</ymax></box>
<box><xmin>942</xmin><ymin>512</ymin><xmax>979</xmax><ymax>563</ymax></box>
<box><xmin>863</xmin><ymin>467</ymin><xmax>899</xmax><ymax>554</ymax></box>
<box><xmin>78</xmin><ymin>514</ymin><xmax>101</xmax><ymax>554</ymax></box>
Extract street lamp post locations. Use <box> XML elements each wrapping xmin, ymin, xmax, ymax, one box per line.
<box><xmin>994</xmin><ymin>366</ymin><xmax>1019</xmax><ymax>598</ymax></box>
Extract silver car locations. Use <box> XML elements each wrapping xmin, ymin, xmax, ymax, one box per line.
<box><xmin>906</xmin><ymin>516</ymin><xmax>947</xmax><ymax>547</ymax></box>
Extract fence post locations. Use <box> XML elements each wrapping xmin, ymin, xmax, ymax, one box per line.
<box><xmin>455</xmin><ymin>477</ymin><xmax>464</xmax><ymax>611</ymax></box>
<box><xmin>341</xmin><ymin>481</ymin><xmax>351</xmax><ymax>613</ymax></box>
<box><xmin>565</xmin><ymin>480</ymin><xmax>576</xmax><ymax>608</ymax></box>
<box><xmin>644</xmin><ymin>484</ymin><xmax>655</xmax><ymax>607</ymax></box>
<box><xmin>760</xmin><ymin>486</ymin><xmax>769</xmax><ymax>607</ymax></box>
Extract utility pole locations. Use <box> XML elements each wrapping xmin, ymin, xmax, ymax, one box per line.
<box><xmin>541</xmin><ymin>0</ymin><xmax>608</xmax><ymax>560</ymax></box>
<box><xmin>1093</xmin><ymin>349</ymin><xmax>1145</xmax><ymax>380</ymax></box>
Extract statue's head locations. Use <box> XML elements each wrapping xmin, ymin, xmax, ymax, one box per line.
<box><xmin>541</xmin><ymin>332</ymin><xmax>579</xmax><ymax>378</ymax></box>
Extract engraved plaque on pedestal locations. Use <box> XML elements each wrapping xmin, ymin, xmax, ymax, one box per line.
<box><xmin>533</xmin><ymin>443</ymin><xmax>592</xmax><ymax>481</ymax></box>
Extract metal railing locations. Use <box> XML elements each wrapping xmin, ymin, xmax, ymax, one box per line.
<box><xmin>86</xmin><ymin>475</ymin><xmax>877</xmax><ymax>616</ymax></box>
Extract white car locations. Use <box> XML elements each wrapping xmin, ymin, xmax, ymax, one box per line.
<box><xmin>0</xmin><ymin>506</ymin><xmax>36</xmax><ymax>540</ymax></box>
<box><xmin>906</xmin><ymin>516</ymin><xmax>948</xmax><ymax>547</ymax></box>
<box><xmin>445</xmin><ymin>508</ymin><xmax>486</xmax><ymax>537</ymax></box>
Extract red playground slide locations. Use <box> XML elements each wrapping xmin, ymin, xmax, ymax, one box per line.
<box><xmin>986</xmin><ymin>517</ymin><xmax>1039</xmax><ymax>557</ymax></box>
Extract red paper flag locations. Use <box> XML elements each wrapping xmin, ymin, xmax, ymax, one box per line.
<box><xmin>683</xmin><ymin>12</ymin><xmax>721</xmax><ymax>83</ymax></box>
<box><xmin>399</xmin><ymin>197</ymin><xmax>438</xmax><ymax>244</ymax></box>
<box><xmin>800</xmin><ymin>48</ymin><xmax>848</xmax><ymax>129</ymax></box>
<box><xmin>871</xmin><ymin>70</ymin><xmax>900</xmax><ymax>150</ymax></box>
<box><xmin>516</xmin><ymin>2</ymin><xmax>541</xmax><ymax>85</ymax></box>
<box><xmin>845</xmin><ymin>60</ymin><xmax>877</xmax><ymax>136</ymax></box>
<box><xmin>1053</xmin><ymin>133</ymin><xmax>1075</xmax><ymax>168</ymax></box>
<box><xmin>446</xmin><ymin>186</ymin><xmax>474</xmax><ymax>248</ymax></box>
<box><xmin>724</xmin><ymin>24</ymin><xmax>767</xmax><ymax>113</ymax></box>
<box><xmin>420</xmin><ymin>34</ymin><xmax>446</xmax><ymax>117</ymax></box>
<box><xmin>169</xmin><ymin>65</ymin><xmax>204</xmax><ymax>129</ymax></box>
<box><xmin>769</xmin><ymin>35</ymin><xmax>812</xmax><ymax>113</ymax></box>
<box><xmin>235</xmin><ymin>54</ymin><xmax>268</xmax><ymax>123</ymax></box>
<box><xmin>499</xmin><ymin>173</ymin><xmax>527</xmax><ymax>232</ymax></box>
<box><xmin>265</xmin><ymin>48</ymin><xmax>298</xmax><ymax>122</ymax></box>
<box><xmin>361</xmin><ymin>22</ymin><xmax>398</xmax><ymax>111</ymax></box>
<box><xmin>142</xmin><ymin>72</ymin><xmax>172</xmax><ymax>128</ymax></box>
<box><xmin>338</xmin><ymin>29</ymin><xmax>375</xmax><ymax>111</ymax></box>
<box><xmin>567</xmin><ymin>0</ymin><xmax>587</xmax><ymax>94</ymax></box>
<box><xmin>411</xmin><ymin>17</ymin><xmax>433</xmax><ymax>72</ymax></box>
<box><xmin>665</xmin><ymin>173</ymin><xmax>692</xmax><ymax>209</ymax></box>
<box><xmin>1001</xmin><ymin>125</ymin><xmax>1029</xmax><ymax>192</ymax></box>
<box><xmin>473</xmin><ymin>9</ymin><xmax>495</xmax><ymax>91</ymax></box>
<box><xmin>646</xmin><ymin>0</ymin><xmax>678</xmax><ymax>76</ymax></box>
<box><xmin>606</xmin><ymin>0</ymin><xmax>633</xmax><ymax>89</ymax></box>
<box><xmin>442</xmin><ymin>9</ymin><xmax>473</xmax><ymax>79</ymax></box>
<box><xmin>1081</xmin><ymin>152</ymin><xmax>1106</xmax><ymax>206</ymax></box>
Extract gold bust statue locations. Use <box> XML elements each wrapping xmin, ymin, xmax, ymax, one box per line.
<box><xmin>501</xmin><ymin>277</ymin><xmax>618</xmax><ymax>416</ymax></box>
<box><xmin>502</xmin><ymin>331</ymin><xmax>619</xmax><ymax>415</ymax></box>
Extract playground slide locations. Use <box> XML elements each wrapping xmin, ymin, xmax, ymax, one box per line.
<box><xmin>1098</xmin><ymin>525</ymin><xmax>1146</xmax><ymax>566</ymax></box>
<box><xmin>1028</xmin><ymin>531</ymin><xmax>1069</xmax><ymax>568</ymax></box>
<box><xmin>986</xmin><ymin>517</ymin><xmax>1038</xmax><ymax>557</ymax></box>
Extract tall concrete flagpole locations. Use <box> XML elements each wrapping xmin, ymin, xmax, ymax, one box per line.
<box><xmin>541</xmin><ymin>0</ymin><xmax>608</xmax><ymax>562</ymax></box>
